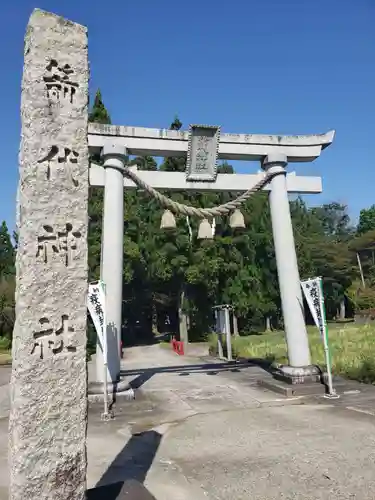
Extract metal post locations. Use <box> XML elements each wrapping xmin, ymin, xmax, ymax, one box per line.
<box><xmin>214</xmin><ymin>309</ymin><xmax>224</xmax><ymax>359</ymax></box>
<box><xmin>224</xmin><ymin>307</ymin><xmax>232</xmax><ymax>361</ymax></box>
<box><xmin>100</xmin><ymin>280</ymin><xmax>111</xmax><ymax>419</ymax></box>
<box><xmin>318</xmin><ymin>278</ymin><xmax>339</xmax><ymax>399</ymax></box>
<box><xmin>217</xmin><ymin>333</ymin><xmax>224</xmax><ymax>359</ymax></box>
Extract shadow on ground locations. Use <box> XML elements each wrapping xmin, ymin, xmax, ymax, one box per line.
<box><xmin>87</xmin><ymin>430</ymin><xmax>161</xmax><ymax>499</ymax></box>
<box><xmin>86</xmin><ymin>479</ymin><xmax>156</xmax><ymax>499</ymax></box>
<box><xmin>87</xmin><ymin>357</ymin><xmax>274</xmax><ymax>498</ymax></box>
<box><xmin>123</xmin><ymin>358</ymin><xmax>274</xmax><ymax>391</ymax></box>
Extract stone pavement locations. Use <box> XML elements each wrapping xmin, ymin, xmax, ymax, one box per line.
<box><xmin>2</xmin><ymin>345</ymin><xmax>375</xmax><ymax>498</ymax></box>
<box><xmin>87</xmin><ymin>345</ymin><xmax>375</xmax><ymax>499</ymax></box>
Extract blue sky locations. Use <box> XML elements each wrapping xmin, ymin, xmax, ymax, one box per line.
<box><xmin>1</xmin><ymin>0</ymin><xmax>374</xmax><ymax>231</ymax></box>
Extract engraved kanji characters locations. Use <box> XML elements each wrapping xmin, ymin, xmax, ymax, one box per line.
<box><xmin>43</xmin><ymin>59</ymin><xmax>79</xmax><ymax>104</ymax></box>
<box><xmin>37</xmin><ymin>145</ymin><xmax>79</xmax><ymax>186</ymax></box>
<box><xmin>195</xmin><ymin>136</ymin><xmax>210</xmax><ymax>172</ymax></box>
<box><xmin>305</xmin><ymin>281</ymin><xmax>324</xmax><ymax>331</ymax></box>
<box><xmin>36</xmin><ymin>223</ymin><xmax>81</xmax><ymax>266</ymax></box>
<box><xmin>88</xmin><ymin>291</ymin><xmax>104</xmax><ymax>328</ymax></box>
<box><xmin>39</xmin><ymin>61</ymin><xmax>81</xmax><ymax>186</ymax></box>
<box><xmin>31</xmin><ymin>314</ymin><xmax>76</xmax><ymax>359</ymax></box>
<box><xmin>187</xmin><ymin>126</ymin><xmax>219</xmax><ymax>181</ymax></box>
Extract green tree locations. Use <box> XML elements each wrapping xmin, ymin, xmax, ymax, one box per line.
<box><xmin>88</xmin><ymin>89</ymin><xmax>112</xmax><ymax>125</ymax></box>
<box><xmin>88</xmin><ymin>90</ymin><xmax>112</xmax><ymax>281</ymax></box>
<box><xmin>0</xmin><ymin>221</ymin><xmax>15</xmax><ymax>342</ymax></box>
<box><xmin>0</xmin><ymin>277</ymin><xmax>15</xmax><ymax>340</ymax></box>
<box><xmin>349</xmin><ymin>230</ymin><xmax>375</xmax><ymax>289</ymax></box>
<box><xmin>311</xmin><ymin>202</ymin><xmax>352</xmax><ymax>240</ymax></box>
<box><xmin>292</xmin><ymin>200</ymin><xmax>354</xmax><ymax>319</ymax></box>
<box><xmin>160</xmin><ymin>116</ymin><xmax>185</xmax><ymax>173</ymax></box>
<box><xmin>130</xmin><ymin>156</ymin><xmax>157</xmax><ymax>171</ymax></box>
<box><xmin>184</xmin><ymin>168</ymin><xmax>274</xmax><ymax>334</ymax></box>
<box><xmin>84</xmin><ymin>102</ymin><xmax>367</xmax><ymax>343</ymax></box>
<box><xmin>12</xmin><ymin>231</ymin><xmax>18</xmax><ymax>251</ymax></box>
<box><xmin>357</xmin><ymin>205</ymin><xmax>375</xmax><ymax>235</ymax></box>
<box><xmin>0</xmin><ymin>221</ymin><xmax>15</xmax><ymax>278</ymax></box>
<box><xmin>143</xmin><ymin>116</ymin><xmax>190</xmax><ymax>341</ymax></box>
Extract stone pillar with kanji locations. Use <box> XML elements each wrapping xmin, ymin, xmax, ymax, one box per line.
<box><xmin>9</xmin><ymin>9</ymin><xmax>89</xmax><ymax>500</ymax></box>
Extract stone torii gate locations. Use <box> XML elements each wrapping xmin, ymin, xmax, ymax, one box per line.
<box><xmin>88</xmin><ymin>123</ymin><xmax>334</xmax><ymax>389</ymax></box>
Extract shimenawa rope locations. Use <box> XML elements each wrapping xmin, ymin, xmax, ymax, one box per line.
<box><xmin>113</xmin><ymin>165</ymin><xmax>279</xmax><ymax>219</ymax></box>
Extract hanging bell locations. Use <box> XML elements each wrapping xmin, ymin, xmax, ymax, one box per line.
<box><xmin>198</xmin><ymin>218</ymin><xmax>213</xmax><ymax>240</ymax></box>
<box><xmin>160</xmin><ymin>209</ymin><xmax>176</xmax><ymax>230</ymax></box>
<box><xmin>229</xmin><ymin>209</ymin><xmax>246</xmax><ymax>230</ymax></box>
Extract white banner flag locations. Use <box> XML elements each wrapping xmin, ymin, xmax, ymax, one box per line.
<box><xmin>300</xmin><ymin>277</ymin><xmax>338</xmax><ymax>397</ymax></box>
<box><xmin>300</xmin><ymin>277</ymin><xmax>325</xmax><ymax>336</ymax></box>
<box><xmin>87</xmin><ymin>281</ymin><xmax>106</xmax><ymax>356</ymax></box>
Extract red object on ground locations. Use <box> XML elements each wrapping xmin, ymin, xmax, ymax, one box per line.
<box><xmin>171</xmin><ymin>337</ymin><xmax>184</xmax><ymax>356</ymax></box>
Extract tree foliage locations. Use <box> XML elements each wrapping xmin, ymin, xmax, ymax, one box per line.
<box><xmin>358</xmin><ymin>205</ymin><xmax>375</xmax><ymax>235</ymax></box>
<box><xmin>82</xmin><ymin>92</ymin><xmax>373</xmax><ymax>341</ymax></box>
<box><xmin>82</xmin><ymin>93</ymin><xmax>370</xmax><ymax>341</ymax></box>
<box><xmin>1</xmin><ymin>92</ymin><xmax>373</xmax><ymax>350</ymax></box>
<box><xmin>88</xmin><ymin>89</ymin><xmax>111</xmax><ymax>125</ymax></box>
<box><xmin>0</xmin><ymin>221</ymin><xmax>15</xmax><ymax>278</ymax></box>
<box><xmin>0</xmin><ymin>221</ymin><xmax>15</xmax><ymax>342</ymax></box>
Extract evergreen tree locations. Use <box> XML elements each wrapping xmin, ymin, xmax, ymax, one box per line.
<box><xmin>84</xmin><ymin>101</ymin><xmax>361</xmax><ymax>342</ymax></box>
<box><xmin>12</xmin><ymin>231</ymin><xmax>18</xmax><ymax>251</ymax></box>
<box><xmin>160</xmin><ymin>116</ymin><xmax>186</xmax><ymax>172</ymax></box>
<box><xmin>88</xmin><ymin>90</ymin><xmax>112</xmax><ymax>280</ymax></box>
<box><xmin>0</xmin><ymin>221</ymin><xmax>15</xmax><ymax>341</ymax></box>
<box><xmin>0</xmin><ymin>277</ymin><xmax>15</xmax><ymax>339</ymax></box>
<box><xmin>0</xmin><ymin>221</ymin><xmax>15</xmax><ymax>278</ymax></box>
<box><xmin>129</xmin><ymin>156</ymin><xmax>157</xmax><ymax>171</ymax></box>
<box><xmin>88</xmin><ymin>89</ymin><xmax>112</xmax><ymax>125</ymax></box>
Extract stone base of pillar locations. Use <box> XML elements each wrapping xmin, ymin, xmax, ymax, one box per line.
<box><xmin>273</xmin><ymin>364</ymin><xmax>322</xmax><ymax>385</ymax></box>
<box><xmin>256</xmin><ymin>364</ymin><xmax>328</xmax><ymax>398</ymax></box>
<box><xmin>87</xmin><ymin>380</ymin><xmax>135</xmax><ymax>403</ymax></box>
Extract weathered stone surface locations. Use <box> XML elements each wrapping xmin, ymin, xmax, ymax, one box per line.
<box><xmin>186</xmin><ymin>124</ymin><xmax>220</xmax><ymax>182</ymax></box>
<box><xmin>9</xmin><ymin>9</ymin><xmax>89</xmax><ymax>500</ymax></box>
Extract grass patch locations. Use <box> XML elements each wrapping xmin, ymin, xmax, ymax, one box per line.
<box><xmin>209</xmin><ymin>324</ymin><xmax>375</xmax><ymax>384</ymax></box>
<box><xmin>159</xmin><ymin>341</ymin><xmax>172</xmax><ymax>350</ymax></box>
<box><xmin>0</xmin><ymin>352</ymin><xmax>11</xmax><ymax>365</ymax></box>
<box><xmin>0</xmin><ymin>337</ymin><xmax>11</xmax><ymax>351</ymax></box>
<box><xmin>0</xmin><ymin>337</ymin><xmax>11</xmax><ymax>365</ymax></box>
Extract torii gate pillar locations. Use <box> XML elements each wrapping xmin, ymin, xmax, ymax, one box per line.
<box><xmin>96</xmin><ymin>144</ymin><xmax>127</xmax><ymax>386</ymax></box>
<box><xmin>263</xmin><ymin>153</ymin><xmax>320</xmax><ymax>383</ymax></box>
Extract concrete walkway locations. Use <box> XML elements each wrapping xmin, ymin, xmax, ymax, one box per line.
<box><xmin>86</xmin><ymin>345</ymin><xmax>375</xmax><ymax>499</ymax></box>
<box><xmin>2</xmin><ymin>345</ymin><xmax>375</xmax><ymax>498</ymax></box>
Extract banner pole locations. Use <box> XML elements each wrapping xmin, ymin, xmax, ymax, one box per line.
<box><xmin>318</xmin><ymin>277</ymin><xmax>337</xmax><ymax>398</ymax></box>
<box><xmin>100</xmin><ymin>280</ymin><xmax>110</xmax><ymax>418</ymax></box>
